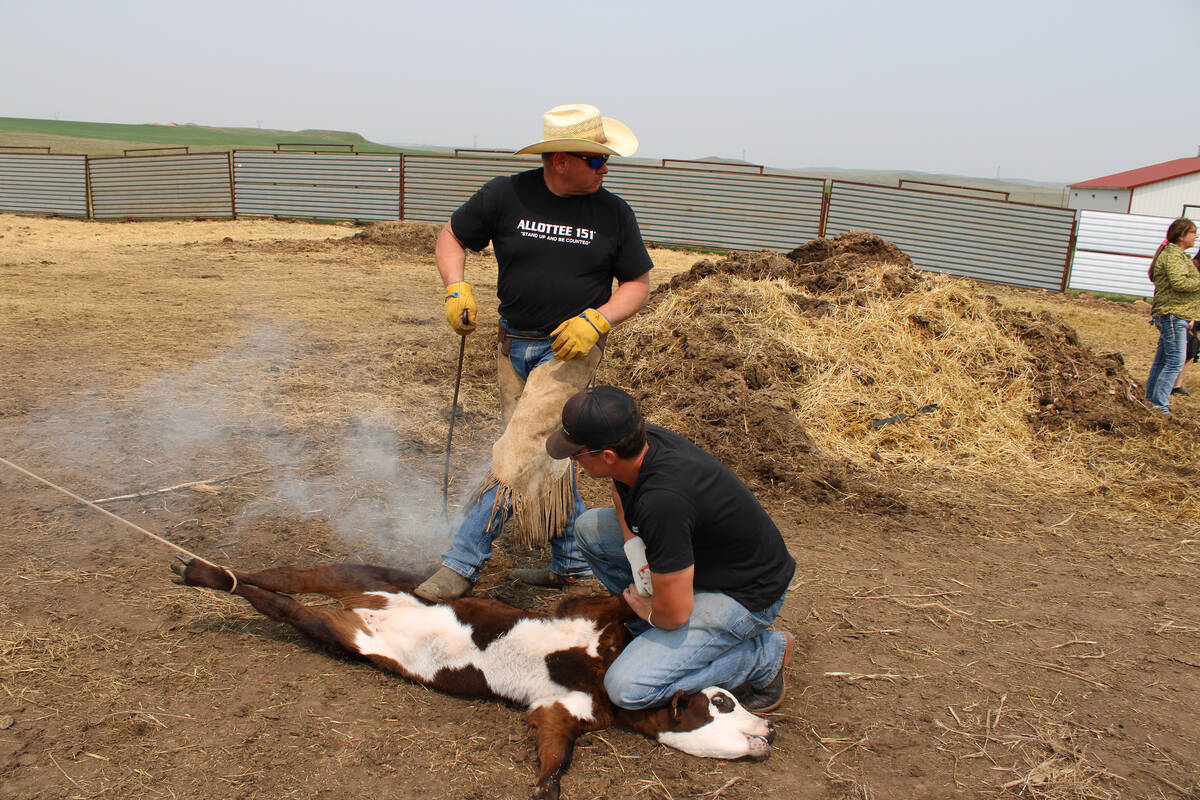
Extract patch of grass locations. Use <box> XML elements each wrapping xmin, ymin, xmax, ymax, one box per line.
<box><xmin>0</xmin><ymin>117</ymin><xmax>429</xmax><ymax>157</ymax></box>
<box><xmin>1065</xmin><ymin>288</ymin><xmax>1148</xmax><ymax>304</ymax></box>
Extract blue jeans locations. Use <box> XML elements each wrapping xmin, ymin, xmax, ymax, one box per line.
<box><xmin>1146</xmin><ymin>315</ymin><xmax>1189</xmax><ymax>413</ymax></box>
<box><xmin>439</xmin><ymin>327</ymin><xmax>591</xmax><ymax>582</ymax></box>
<box><xmin>575</xmin><ymin>508</ymin><xmax>789</xmax><ymax>710</ymax></box>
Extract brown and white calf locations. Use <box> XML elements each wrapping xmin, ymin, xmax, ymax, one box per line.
<box><xmin>170</xmin><ymin>559</ymin><xmax>775</xmax><ymax>800</ymax></box>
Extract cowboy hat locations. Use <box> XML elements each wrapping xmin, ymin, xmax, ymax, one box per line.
<box><xmin>514</xmin><ymin>104</ymin><xmax>638</xmax><ymax>157</ymax></box>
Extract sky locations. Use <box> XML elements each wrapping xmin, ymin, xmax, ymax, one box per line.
<box><xmin>2</xmin><ymin>0</ymin><xmax>1197</xmax><ymax>184</ymax></box>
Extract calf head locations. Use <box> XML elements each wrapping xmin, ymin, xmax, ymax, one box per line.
<box><xmin>653</xmin><ymin>688</ymin><xmax>775</xmax><ymax>761</ymax></box>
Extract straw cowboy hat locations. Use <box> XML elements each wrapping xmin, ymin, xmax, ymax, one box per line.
<box><xmin>514</xmin><ymin>104</ymin><xmax>638</xmax><ymax>157</ymax></box>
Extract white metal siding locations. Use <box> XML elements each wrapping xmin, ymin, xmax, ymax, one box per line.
<box><xmin>825</xmin><ymin>182</ymin><xmax>1076</xmax><ymax>290</ymax></box>
<box><xmin>0</xmin><ymin>154</ymin><xmax>88</xmax><ymax>216</ymax></box>
<box><xmin>234</xmin><ymin>151</ymin><xmax>402</xmax><ymax>220</ymax></box>
<box><xmin>1129</xmin><ymin>173</ymin><xmax>1200</xmax><ymax>218</ymax></box>
<box><xmin>1068</xmin><ymin>188</ymin><xmax>1129</xmax><ymax>213</ymax></box>
<box><xmin>1067</xmin><ymin>210</ymin><xmax>1198</xmax><ymax>297</ymax></box>
<box><xmin>88</xmin><ymin>154</ymin><xmax>232</xmax><ymax>219</ymax></box>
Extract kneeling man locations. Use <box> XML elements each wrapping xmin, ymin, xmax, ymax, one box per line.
<box><xmin>546</xmin><ymin>386</ymin><xmax>795</xmax><ymax>712</ymax></box>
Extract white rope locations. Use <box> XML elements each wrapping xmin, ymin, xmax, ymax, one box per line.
<box><xmin>0</xmin><ymin>455</ymin><xmax>239</xmax><ymax>591</ymax></box>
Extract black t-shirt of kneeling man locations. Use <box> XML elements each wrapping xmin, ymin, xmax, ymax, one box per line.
<box><xmin>615</xmin><ymin>425</ymin><xmax>796</xmax><ymax>612</ymax></box>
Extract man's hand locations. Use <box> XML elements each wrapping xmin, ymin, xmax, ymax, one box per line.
<box><xmin>622</xmin><ymin>584</ymin><xmax>652</xmax><ymax>619</ymax></box>
<box><xmin>444</xmin><ymin>281</ymin><xmax>476</xmax><ymax>335</ymax></box>
<box><xmin>551</xmin><ymin>308</ymin><xmax>610</xmax><ymax>360</ymax></box>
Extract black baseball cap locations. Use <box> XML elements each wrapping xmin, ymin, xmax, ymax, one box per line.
<box><xmin>545</xmin><ymin>386</ymin><xmax>642</xmax><ymax>460</ymax></box>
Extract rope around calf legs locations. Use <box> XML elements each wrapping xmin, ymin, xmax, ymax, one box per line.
<box><xmin>0</xmin><ymin>455</ymin><xmax>240</xmax><ymax>592</ymax></box>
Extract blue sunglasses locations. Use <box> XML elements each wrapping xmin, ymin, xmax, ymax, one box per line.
<box><xmin>569</xmin><ymin>152</ymin><xmax>610</xmax><ymax>169</ymax></box>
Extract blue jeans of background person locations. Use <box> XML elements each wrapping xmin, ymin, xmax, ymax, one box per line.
<box><xmin>575</xmin><ymin>508</ymin><xmax>789</xmax><ymax>710</ymax></box>
<box><xmin>1146</xmin><ymin>314</ymin><xmax>1190</xmax><ymax>413</ymax></box>
<box><xmin>439</xmin><ymin>327</ymin><xmax>591</xmax><ymax>582</ymax></box>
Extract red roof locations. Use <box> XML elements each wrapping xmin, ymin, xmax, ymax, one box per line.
<box><xmin>1071</xmin><ymin>157</ymin><xmax>1200</xmax><ymax>189</ymax></box>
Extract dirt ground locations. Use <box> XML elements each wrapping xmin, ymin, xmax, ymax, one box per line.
<box><xmin>0</xmin><ymin>214</ymin><xmax>1197</xmax><ymax>800</ymax></box>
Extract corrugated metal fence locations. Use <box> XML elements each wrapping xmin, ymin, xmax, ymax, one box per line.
<box><xmin>88</xmin><ymin>153</ymin><xmax>233</xmax><ymax>219</ymax></box>
<box><xmin>826</xmin><ymin>181</ymin><xmax>1078</xmax><ymax>291</ymax></box>
<box><xmin>9</xmin><ymin>148</ymin><xmax>1165</xmax><ymax>293</ymax></box>
<box><xmin>607</xmin><ymin>163</ymin><xmax>825</xmax><ymax>252</ymax></box>
<box><xmin>403</xmin><ymin>155</ymin><xmax>828</xmax><ymax>253</ymax></box>
<box><xmin>403</xmin><ymin>154</ymin><xmax>539</xmax><ymax>223</ymax></box>
<box><xmin>233</xmin><ymin>151</ymin><xmax>402</xmax><ymax>220</ymax></box>
<box><xmin>0</xmin><ymin>153</ymin><xmax>88</xmax><ymax>216</ymax></box>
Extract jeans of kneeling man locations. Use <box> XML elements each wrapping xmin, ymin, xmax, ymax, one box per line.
<box><xmin>1146</xmin><ymin>314</ymin><xmax>1190</xmax><ymax>413</ymax></box>
<box><xmin>438</xmin><ymin>330</ymin><xmax>592</xmax><ymax>583</ymax></box>
<box><xmin>575</xmin><ymin>507</ymin><xmax>788</xmax><ymax>710</ymax></box>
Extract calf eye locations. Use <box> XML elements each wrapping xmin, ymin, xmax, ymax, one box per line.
<box><xmin>712</xmin><ymin>692</ymin><xmax>734</xmax><ymax>713</ymax></box>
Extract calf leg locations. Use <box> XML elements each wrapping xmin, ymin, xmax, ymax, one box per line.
<box><xmin>172</xmin><ymin>559</ymin><xmax>372</xmax><ymax>658</ymax></box>
<box><xmin>173</xmin><ymin>559</ymin><xmax>428</xmax><ymax>606</ymax></box>
<box><xmin>525</xmin><ymin>704</ymin><xmax>584</xmax><ymax>800</ymax></box>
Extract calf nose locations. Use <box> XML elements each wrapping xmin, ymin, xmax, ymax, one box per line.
<box><xmin>765</xmin><ymin>722</ymin><xmax>776</xmax><ymax>744</ymax></box>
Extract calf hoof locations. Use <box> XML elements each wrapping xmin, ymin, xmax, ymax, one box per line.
<box><xmin>170</xmin><ymin>557</ymin><xmax>234</xmax><ymax>592</ymax></box>
<box><xmin>169</xmin><ymin>556</ymin><xmax>193</xmax><ymax>585</ymax></box>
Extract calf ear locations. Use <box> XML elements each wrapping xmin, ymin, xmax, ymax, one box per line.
<box><xmin>669</xmin><ymin>690</ymin><xmax>689</xmax><ymax>722</ymax></box>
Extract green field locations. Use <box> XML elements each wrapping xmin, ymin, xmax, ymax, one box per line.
<box><xmin>0</xmin><ymin>116</ymin><xmax>425</xmax><ymax>157</ymax></box>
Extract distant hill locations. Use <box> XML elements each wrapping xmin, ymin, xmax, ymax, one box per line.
<box><xmin>0</xmin><ymin>117</ymin><xmax>432</xmax><ymax>157</ymax></box>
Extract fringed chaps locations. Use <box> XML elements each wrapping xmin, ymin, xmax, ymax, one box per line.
<box><xmin>473</xmin><ymin>345</ymin><xmax>601</xmax><ymax>547</ymax></box>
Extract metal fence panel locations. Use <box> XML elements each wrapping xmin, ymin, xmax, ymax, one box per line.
<box><xmin>1068</xmin><ymin>252</ymin><xmax>1155</xmax><ymax>297</ymax></box>
<box><xmin>604</xmin><ymin>165</ymin><xmax>825</xmax><ymax>252</ymax></box>
<box><xmin>233</xmin><ymin>151</ymin><xmax>402</xmax><ymax>220</ymax></box>
<box><xmin>826</xmin><ymin>182</ymin><xmax>1077</xmax><ymax>290</ymax></box>
<box><xmin>0</xmin><ymin>153</ymin><xmax>88</xmax><ymax>216</ymax></box>
<box><xmin>89</xmin><ymin>154</ymin><xmax>232</xmax><ymax>219</ymax></box>
<box><xmin>402</xmin><ymin>155</ymin><xmax>825</xmax><ymax>252</ymax></box>
<box><xmin>401</xmin><ymin>154</ymin><xmax>540</xmax><ymax>223</ymax></box>
<box><xmin>1068</xmin><ymin>209</ymin><xmax>1192</xmax><ymax>297</ymax></box>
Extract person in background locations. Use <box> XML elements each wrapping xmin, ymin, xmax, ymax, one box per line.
<box><xmin>1145</xmin><ymin>218</ymin><xmax>1200</xmax><ymax>414</ymax></box>
<box><xmin>1170</xmin><ymin>249</ymin><xmax>1200</xmax><ymax>396</ymax></box>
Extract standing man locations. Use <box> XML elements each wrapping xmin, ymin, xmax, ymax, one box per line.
<box><xmin>415</xmin><ymin>105</ymin><xmax>653</xmax><ymax>602</ymax></box>
<box><xmin>546</xmin><ymin>386</ymin><xmax>796</xmax><ymax>712</ymax></box>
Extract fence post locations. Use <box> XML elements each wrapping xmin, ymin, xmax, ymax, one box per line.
<box><xmin>84</xmin><ymin>155</ymin><xmax>94</xmax><ymax>220</ymax></box>
<box><xmin>817</xmin><ymin>179</ymin><xmax>831</xmax><ymax>237</ymax></box>
<box><xmin>1060</xmin><ymin>212</ymin><xmax>1079</xmax><ymax>292</ymax></box>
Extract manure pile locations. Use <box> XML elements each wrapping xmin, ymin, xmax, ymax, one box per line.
<box><xmin>602</xmin><ymin>233</ymin><xmax>1152</xmax><ymax>505</ymax></box>
<box><xmin>347</xmin><ymin>220</ymin><xmax>441</xmax><ymax>253</ymax></box>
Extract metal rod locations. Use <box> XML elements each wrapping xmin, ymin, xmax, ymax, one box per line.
<box><xmin>442</xmin><ymin>314</ymin><xmax>469</xmax><ymax>514</ymax></box>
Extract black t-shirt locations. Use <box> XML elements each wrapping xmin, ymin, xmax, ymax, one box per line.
<box><xmin>450</xmin><ymin>169</ymin><xmax>653</xmax><ymax>333</ymax></box>
<box><xmin>614</xmin><ymin>425</ymin><xmax>796</xmax><ymax>611</ymax></box>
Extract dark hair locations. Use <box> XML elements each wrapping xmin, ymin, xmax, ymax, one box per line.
<box><xmin>1148</xmin><ymin>217</ymin><xmax>1196</xmax><ymax>280</ymax></box>
<box><xmin>607</xmin><ymin>419</ymin><xmax>647</xmax><ymax>459</ymax></box>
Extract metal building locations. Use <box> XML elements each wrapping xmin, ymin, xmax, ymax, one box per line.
<box><xmin>1067</xmin><ymin>156</ymin><xmax>1200</xmax><ymax>217</ymax></box>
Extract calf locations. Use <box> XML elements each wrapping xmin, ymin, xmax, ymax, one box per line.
<box><xmin>170</xmin><ymin>559</ymin><xmax>775</xmax><ymax>800</ymax></box>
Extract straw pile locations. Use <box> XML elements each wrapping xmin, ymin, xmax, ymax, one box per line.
<box><xmin>602</xmin><ymin>233</ymin><xmax>1154</xmax><ymax>506</ymax></box>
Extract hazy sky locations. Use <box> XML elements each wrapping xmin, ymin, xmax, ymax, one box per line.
<box><xmin>2</xmin><ymin>0</ymin><xmax>1197</xmax><ymax>183</ymax></box>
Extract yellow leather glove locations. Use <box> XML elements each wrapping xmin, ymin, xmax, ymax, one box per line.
<box><xmin>444</xmin><ymin>281</ymin><xmax>477</xmax><ymax>335</ymax></box>
<box><xmin>551</xmin><ymin>308</ymin><xmax>611</xmax><ymax>361</ymax></box>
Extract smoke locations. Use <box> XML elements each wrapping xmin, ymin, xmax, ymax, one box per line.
<box><xmin>14</xmin><ymin>321</ymin><xmax>484</xmax><ymax>568</ymax></box>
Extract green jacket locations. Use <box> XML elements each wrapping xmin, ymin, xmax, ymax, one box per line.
<box><xmin>1150</xmin><ymin>244</ymin><xmax>1200</xmax><ymax>320</ymax></box>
